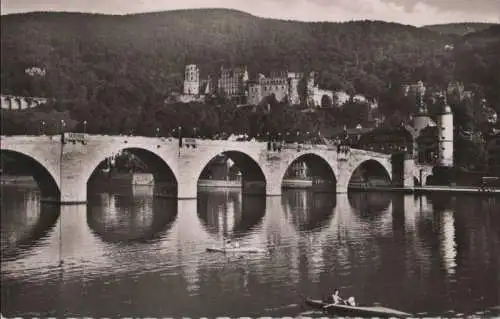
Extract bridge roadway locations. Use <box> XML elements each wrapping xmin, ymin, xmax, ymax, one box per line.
<box><xmin>0</xmin><ymin>133</ymin><xmax>425</xmax><ymax>204</ymax></box>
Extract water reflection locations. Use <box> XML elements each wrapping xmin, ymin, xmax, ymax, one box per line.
<box><xmin>87</xmin><ymin>187</ymin><xmax>178</xmax><ymax>244</ymax></box>
<box><xmin>440</xmin><ymin>210</ymin><xmax>457</xmax><ymax>277</ymax></box>
<box><xmin>1</xmin><ymin>185</ymin><xmax>499</xmax><ymax>318</ymax></box>
<box><xmin>197</xmin><ymin>190</ymin><xmax>265</xmax><ymax>239</ymax></box>
<box><xmin>281</xmin><ymin>189</ymin><xmax>336</xmax><ymax>232</ymax></box>
<box><xmin>1</xmin><ymin>186</ymin><xmax>60</xmax><ymax>261</ymax></box>
<box><xmin>348</xmin><ymin>191</ymin><xmax>392</xmax><ymax>220</ymax></box>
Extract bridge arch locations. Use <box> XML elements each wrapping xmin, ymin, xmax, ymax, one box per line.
<box><xmin>195</xmin><ymin>149</ymin><xmax>267</xmax><ymax>195</ymax></box>
<box><xmin>347</xmin><ymin>158</ymin><xmax>392</xmax><ymax>189</ymax></box>
<box><xmin>0</xmin><ymin>149</ymin><xmax>60</xmax><ymax>199</ymax></box>
<box><xmin>280</xmin><ymin>151</ymin><xmax>338</xmax><ymax>192</ymax></box>
<box><xmin>83</xmin><ymin>145</ymin><xmax>179</xmax><ymax>197</ymax></box>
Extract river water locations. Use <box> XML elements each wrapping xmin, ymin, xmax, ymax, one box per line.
<box><xmin>1</xmin><ymin>184</ymin><xmax>499</xmax><ymax>318</ymax></box>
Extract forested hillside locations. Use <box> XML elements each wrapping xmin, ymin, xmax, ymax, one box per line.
<box><xmin>423</xmin><ymin>22</ymin><xmax>498</xmax><ymax>36</ymax></box>
<box><xmin>1</xmin><ymin>9</ymin><xmax>499</xmax><ymax>136</ymax></box>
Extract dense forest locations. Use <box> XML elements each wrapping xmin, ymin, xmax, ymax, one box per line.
<box><xmin>1</xmin><ymin>9</ymin><xmax>499</xmax><ymax>138</ymax></box>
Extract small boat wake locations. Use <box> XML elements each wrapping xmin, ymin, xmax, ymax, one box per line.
<box><xmin>263</xmin><ymin>303</ymin><xmax>299</xmax><ymax>312</ymax></box>
<box><xmin>206</xmin><ymin>246</ymin><xmax>268</xmax><ymax>254</ymax></box>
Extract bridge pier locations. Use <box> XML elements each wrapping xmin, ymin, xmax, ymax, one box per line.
<box><xmin>59</xmin><ymin>152</ymin><xmax>89</xmax><ymax>204</ymax></box>
<box><xmin>55</xmin><ymin>176</ymin><xmax>87</xmax><ymax>204</ymax></box>
<box><xmin>177</xmin><ymin>182</ymin><xmax>197</xmax><ymax>199</ymax></box>
<box><xmin>60</xmin><ymin>188</ymin><xmax>87</xmax><ymax>204</ymax></box>
<box><xmin>403</xmin><ymin>159</ymin><xmax>416</xmax><ymax>188</ymax></box>
<box><xmin>335</xmin><ymin>185</ymin><xmax>348</xmax><ymax>194</ymax></box>
<box><xmin>265</xmin><ymin>181</ymin><xmax>282</xmax><ymax>197</ymax></box>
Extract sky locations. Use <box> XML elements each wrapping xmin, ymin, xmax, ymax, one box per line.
<box><xmin>1</xmin><ymin>0</ymin><xmax>499</xmax><ymax>26</ymax></box>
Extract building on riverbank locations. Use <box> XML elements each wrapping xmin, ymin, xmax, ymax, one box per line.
<box><xmin>1</xmin><ymin>95</ymin><xmax>49</xmax><ymax>110</ymax></box>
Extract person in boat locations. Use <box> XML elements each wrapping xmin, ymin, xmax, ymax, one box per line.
<box><xmin>224</xmin><ymin>238</ymin><xmax>234</xmax><ymax>249</ymax></box>
<box><xmin>331</xmin><ymin>289</ymin><xmax>343</xmax><ymax>305</ymax></box>
<box><xmin>224</xmin><ymin>238</ymin><xmax>240</xmax><ymax>249</ymax></box>
<box><xmin>346</xmin><ymin>296</ymin><xmax>356</xmax><ymax>307</ymax></box>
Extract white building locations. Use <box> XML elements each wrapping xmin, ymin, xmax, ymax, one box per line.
<box><xmin>183</xmin><ymin>64</ymin><xmax>200</xmax><ymax>95</ymax></box>
<box><xmin>436</xmin><ymin>94</ymin><xmax>454</xmax><ymax>167</ymax></box>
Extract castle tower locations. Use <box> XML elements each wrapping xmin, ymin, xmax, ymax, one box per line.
<box><xmin>183</xmin><ymin>64</ymin><xmax>200</xmax><ymax>95</ymax></box>
<box><xmin>412</xmin><ymin>89</ymin><xmax>429</xmax><ymax>136</ymax></box>
<box><xmin>307</xmin><ymin>71</ymin><xmax>316</xmax><ymax>91</ymax></box>
<box><xmin>287</xmin><ymin>74</ymin><xmax>301</xmax><ymax>105</ymax></box>
<box><xmin>437</xmin><ymin>93</ymin><xmax>454</xmax><ymax>167</ymax></box>
<box><xmin>412</xmin><ymin>83</ymin><xmax>432</xmax><ymax>161</ymax></box>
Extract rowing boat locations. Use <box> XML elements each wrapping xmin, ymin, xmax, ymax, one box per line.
<box><xmin>206</xmin><ymin>246</ymin><xmax>267</xmax><ymax>254</ymax></box>
<box><xmin>305</xmin><ymin>298</ymin><xmax>412</xmax><ymax>318</ymax></box>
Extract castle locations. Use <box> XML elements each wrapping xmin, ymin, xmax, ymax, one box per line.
<box><xmin>178</xmin><ymin>64</ymin><xmax>346</xmax><ymax>107</ymax></box>
<box><xmin>247</xmin><ymin>71</ymin><xmax>302</xmax><ymax>105</ymax></box>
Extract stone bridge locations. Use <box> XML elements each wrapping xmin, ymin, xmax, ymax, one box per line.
<box><xmin>0</xmin><ymin>133</ymin><xmax>425</xmax><ymax>204</ymax></box>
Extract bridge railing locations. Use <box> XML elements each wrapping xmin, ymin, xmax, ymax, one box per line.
<box><xmin>0</xmin><ymin>133</ymin><xmax>395</xmax><ymax>159</ymax></box>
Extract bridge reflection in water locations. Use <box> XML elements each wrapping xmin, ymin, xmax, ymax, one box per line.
<box><xmin>1</xmin><ymin>187</ymin><xmax>60</xmax><ymax>261</ymax></box>
<box><xmin>197</xmin><ymin>190</ymin><xmax>266</xmax><ymax>240</ymax></box>
<box><xmin>1</xmin><ymin>184</ymin><xmax>499</xmax><ymax>318</ymax></box>
<box><xmin>87</xmin><ymin>187</ymin><xmax>178</xmax><ymax>244</ymax></box>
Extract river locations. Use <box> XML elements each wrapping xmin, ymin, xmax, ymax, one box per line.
<box><xmin>1</xmin><ymin>184</ymin><xmax>499</xmax><ymax>317</ymax></box>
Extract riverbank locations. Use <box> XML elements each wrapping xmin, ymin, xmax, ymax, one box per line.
<box><xmin>0</xmin><ymin>175</ymin><xmax>37</xmax><ymax>186</ymax></box>
<box><xmin>349</xmin><ymin>184</ymin><xmax>500</xmax><ymax>194</ymax></box>
<box><xmin>2</xmin><ymin>175</ymin><xmax>499</xmax><ymax>194</ymax></box>
<box><xmin>198</xmin><ymin>179</ymin><xmax>241</xmax><ymax>187</ymax></box>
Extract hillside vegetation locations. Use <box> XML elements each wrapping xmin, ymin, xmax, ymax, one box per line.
<box><xmin>1</xmin><ymin>9</ymin><xmax>499</xmax><ymax>136</ymax></box>
<box><xmin>423</xmin><ymin>22</ymin><xmax>498</xmax><ymax>36</ymax></box>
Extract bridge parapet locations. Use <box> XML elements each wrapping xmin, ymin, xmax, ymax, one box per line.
<box><xmin>194</xmin><ymin>139</ymin><xmax>267</xmax><ymax>149</ymax></box>
<box><xmin>1</xmin><ymin>134</ymin><xmax>60</xmax><ymax>142</ymax></box>
<box><xmin>350</xmin><ymin>148</ymin><xmax>392</xmax><ymax>159</ymax></box>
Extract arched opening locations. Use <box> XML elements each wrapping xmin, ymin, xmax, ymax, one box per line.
<box><xmin>197</xmin><ymin>190</ymin><xmax>266</xmax><ymax>240</ymax></box>
<box><xmin>348</xmin><ymin>159</ymin><xmax>391</xmax><ymax>190</ymax></box>
<box><xmin>197</xmin><ymin>151</ymin><xmax>266</xmax><ymax>195</ymax></box>
<box><xmin>87</xmin><ymin>148</ymin><xmax>178</xmax><ymax>198</ymax></box>
<box><xmin>282</xmin><ymin>154</ymin><xmax>337</xmax><ymax>192</ymax></box>
<box><xmin>414</xmin><ymin>176</ymin><xmax>421</xmax><ymax>187</ymax></box>
<box><xmin>0</xmin><ymin>150</ymin><xmax>60</xmax><ymax>201</ymax></box>
<box><xmin>87</xmin><ymin>192</ymin><xmax>178</xmax><ymax>244</ymax></box>
<box><xmin>321</xmin><ymin>94</ymin><xmax>333</xmax><ymax>108</ymax></box>
<box><xmin>1</xmin><ymin>186</ymin><xmax>60</xmax><ymax>261</ymax></box>
<box><xmin>415</xmin><ymin>126</ymin><xmax>438</xmax><ymax>165</ymax></box>
<box><xmin>281</xmin><ymin>189</ymin><xmax>336</xmax><ymax>232</ymax></box>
